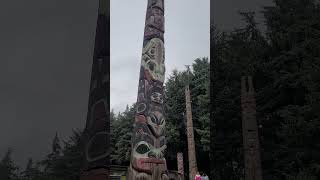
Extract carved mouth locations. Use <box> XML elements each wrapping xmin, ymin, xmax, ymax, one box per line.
<box><xmin>142</xmin><ymin>158</ymin><xmax>165</xmax><ymax>164</ymax></box>
<box><xmin>133</xmin><ymin>158</ymin><xmax>166</xmax><ymax>173</ymax></box>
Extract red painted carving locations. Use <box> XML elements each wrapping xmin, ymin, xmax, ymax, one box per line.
<box><xmin>133</xmin><ymin>158</ymin><xmax>167</xmax><ymax>173</ymax></box>
<box><xmin>135</xmin><ymin>115</ymin><xmax>147</xmax><ymax>123</ymax></box>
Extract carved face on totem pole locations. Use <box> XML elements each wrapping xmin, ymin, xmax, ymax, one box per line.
<box><xmin>132</xmin><ymin>81</ymin><xmax>167</xmax><ymax>174</ymax></box>
<box><xmin>150</xmin><ymin>92</ymin><xmax>164</xmax><ymax>104</ymax></box>
<box><xmin>147</xmin><ymin>110</ymin><xmax>165</xmax><ymax>137</ymax></box>
<box><xmin>131</xmin><ymin>123</ymin><xmax>167</xmax><ymax>175</ymax></box>
<box><xmin>146</xmin><ymin>81</ymin><xmax>165</xmax><ymax>137</ymax></box>
<box><xmin>148</xmin><ymin>82</ymin><xmax>164</xmax><ymax>104</ymax></box>
<box><xmin>142</xmin><ymin>38</ymin><xmax>165</xmax><ymax>83</ymax></box>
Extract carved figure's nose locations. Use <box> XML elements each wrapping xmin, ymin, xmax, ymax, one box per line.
<box><xmin>148</xmin><ymin>151</ymin><xmax>157</xmax><ymax>158</ymax></box>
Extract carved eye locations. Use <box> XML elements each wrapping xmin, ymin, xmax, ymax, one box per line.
<box><xmin>151</xmin><ymin>92</ymin><xmax>159</xmax><ymax>99</ymax></box>
<box><xmin>136</xmin><ymin>144</ymin><xmax>150</xmax><ymax>154</ymax></box>
<box><xmin>160</xmin><ymin>118</ymin><xmax>165</xmax><ymax>125</ymax></box>
<box><xmin>136</xmin><ymin>103</ymin><xmax>147</xmax><ymax>113</ymax></box>
<box><xmin>150</xmin><ymin>115</ymin><xmax>157</xmax><ymax>124</ymax></box>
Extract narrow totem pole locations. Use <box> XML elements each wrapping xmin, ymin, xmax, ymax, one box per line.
<box><xmin>127</xmin><ymin>0</ymin><xmax>168</xmax><ymax>180</ymax></box>
<box><xmin>241</xmin><ymin>76</ymin><xmax>263</xmax><ymax>180</ymax></box>
<box><xmin>80</xmin><ymin>0</ymin><xmax>110</xmax><ymax>179</ymax></box>
<box><xmin>177</xmin><ymin>152</ymin><xmax>184</xmax><ymax>180</ymax></box>
<box><xmin>185</xmin><ymin>74</ymin><xmax>198</xmax><ymax>180</ymax></box>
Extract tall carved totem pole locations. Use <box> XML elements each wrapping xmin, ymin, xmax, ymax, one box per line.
<box><xmin>185</xmin><ymin>84</ymin><xmax>198</xmax><ymax>180</ymax></box>
<box><xmin>81</xmin><ymin>0</ymin><xmax>110</xmax><ymax>179</ymax></box>
<box><xmin>241</xmin><ymin>76</ymin><xmax>263</xmax><ymax>180</ymax></box>
<box><xmin>127</xmin><ymin>0</ymin><xmax>168</xmax><ymax>180</ymax></box>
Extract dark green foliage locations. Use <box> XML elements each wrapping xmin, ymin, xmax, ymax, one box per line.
<box><xmin>212</xmin><ymin>0</ymin><xmax>320</xmax><ymax>179</ymax></box>
<box><xmin>212</xmin><ymin>10</ymin><xmax>269</xmax><ymax>180</ymax></box>
<box><xmin>24</xmin><ymin>130</ymin><xmax>84</xmax><ymax>180</ymax></box>
<box><xmin>165</xmin><ymin>58</ymin><xmax>210</xmax><ymax>176</ymax></box>
<box><xmin>21</xmin><ymin>158</ymin><xmax>43</xmax><ymax>180</ymax></box>
<box><xmin>110</xmin><ymin>105</ymin><xmax>134</xmax><ymax>166</ymax></box>
<box><xmin>165</xmin><ymin>69</ymin><xmax>189</xmax><ymax>160</ymax></box>
<box><xmin>0</xmin><ymin>148</ymin><xmax>19</xmax><ymax>180</ymax></box>
<box><xmin>56</xmin><ymin>129</ymin><xmax>83</xmax><ymax>179</ymax></box>
<box><xmin>260</xmin><ymin>1</ymin><xmax>320</xmax><ymax>179</ymax></box>
<box><xmin>40</xmin><ymin>132</ymin><xmax>63</xmax><ymax>179</ymax></box>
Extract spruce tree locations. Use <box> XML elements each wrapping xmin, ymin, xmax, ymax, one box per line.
<box><xmin>0</xmin><ymin>148</ymin><xmax>19</xmax><ymax>180</ymax></box>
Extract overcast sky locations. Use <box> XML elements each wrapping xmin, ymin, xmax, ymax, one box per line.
<box><xmin>110</xmin><ymin>0</ymin><xmax>210</xmax><ymax>113</ymax></box>
<box><xmin>0</xmin><ymin>0</ymin><xmax>272</xmax><ymax>168</ymax></box>
<box><xmin>0</xmin><ymin>0</ymin><xmax>98</xmax><ymax>167</ymax></box>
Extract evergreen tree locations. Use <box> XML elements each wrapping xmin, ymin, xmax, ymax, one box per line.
<box><xmin>55</xmin><ymin>129</ymin><xmax>83</xmax><ymax>179</ymax></box>
<box><xmin>211</xmin><ymin>1</ymin><xmax>320</xmax><ymax>179</ymax></box>
<box><xmin>110</xmin><ymin>105</ymin><xmax>134</xmax><ymax>165</ymax></box>
<box><xmin>41</xmin><ymin>132</ymin><xmax>63</xmax><ymax>179</ymax></box>
<box><xmin>21</xmin><ymin>158</ymin><xmax>33</xmax><ymax>180</ymax></box>
<box><xmin>165</xmin><ymin>58</ymin><xmax>210</xmax><ymax>175</ymax></box>
<box><xmin>21</xmin><ymin>158</ymin><xmax>42</xmax><ymax>180</ymax></box>
<box><xmin>259</xmin><ymin>0</ymin><xmax>320</xmax><ymax>179</ymax></box>
<box><xmin>211</xmin><ymin>11</ymin><xmax>269</xmax><ymax>180</ymax></box>
<box><xmin>0</xmin><ymin>148</ymin><xmax>19</xmax><ymax>180</ymax></box>
<box><xmin>165</xmin><ymin>69</ymin><xmax>188</xmax><ymax>171</ymax></box>
<box><xmin>110</xmin><ymin>109</ymin><xmax>117</xmax><ymax>164</ymax></box>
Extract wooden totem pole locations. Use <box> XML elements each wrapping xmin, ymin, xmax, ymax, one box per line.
<box><xmin>241</xmin><ymin>76</ymin><xmax>263</xmax><ymax>180</ymax></box>
<box><xmin>80</xmin><ymin>0</ymin><xmax>110</xmax><ymax>179</ymax></box>
<box><xmin>177</xmin><ymin>152</ymin><xmax>185</xmax><ymax>180</ymax></box>
<box><xmin>127</xmin><ymin>0</ymin><xmax>168</xmax><ymax>180</ymax></box>
<box><xmin>185</xmin><ymin>69</ymin><xmax>198</xmax><ymax>180</ymax></box>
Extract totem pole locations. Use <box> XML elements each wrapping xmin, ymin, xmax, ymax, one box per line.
<box><xmin>80</xmin><ymin>0</ymin><xmax>110</xmax><ymax>179</ymax></box>
<box><xmin>127</xmin><ymin>0</ymin><xmax>168</xmax><ymax>180</ymax></box>
<box><xmin>185</xmin><ymin>83</ymin><xmax>198</xmax><ymax>180</ymax></box>
<box><xmin>241</xmin><ymin>76</ymin><xmax>263</xmax><ymax>180</ymax></box>
<box><xmin>177</xmin><ymin>152</ymin><xmax>184</xmax><ymax>180</ymax></box>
